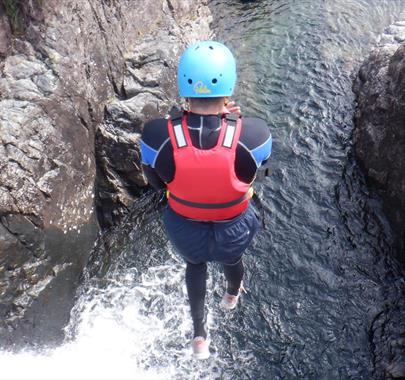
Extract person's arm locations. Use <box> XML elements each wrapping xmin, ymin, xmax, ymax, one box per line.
<box><xmin>255</xmin><ymin>159</ymin><xmax>271</xmax><ymax>181</ymax></box>
<box><xmin>140</xmin><ymin>121</ymin><xmax>167</xmax><ymax>191</ymax></box>
<box><xmin>252</xmin><ymin>132</ymin><xmax>272</xmax><ymax>181</ymax></box>
<box><xmin>141</xmin><ymin>163</ymin><xmax>166</xmax><ymax>191</ymax></box>
<box><xmin>236</xmin><ymin>117</ymin><xmax>272</xmax><ymax>183</ymax></box>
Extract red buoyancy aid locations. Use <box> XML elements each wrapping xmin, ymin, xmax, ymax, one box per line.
<box><xmin>166</xmin><ymin>112</ymin><xmax>251</xmax><ymax>221</ymax></box>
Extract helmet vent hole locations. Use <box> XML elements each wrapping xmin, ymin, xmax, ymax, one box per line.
<box><xmin>209</xmin><ymin>46</ymin><xmax>213</xmax><ymax>50</ymax></box>
<box><xmin>219</xmin><ymin>74</ymin><xmax>223</xmax><ymax>77</ymax></box>
<box><xmin>212</xmin><ymin>78</ymin><xmax>218</xmax><ymax>84</ymax></box>
<box><xmin>188</xmin><ymin>79</ymin><xmax>193</xmax><ymax>84</ymax></box>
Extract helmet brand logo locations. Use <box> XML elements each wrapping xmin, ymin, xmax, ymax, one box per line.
<box><xmin>193</xmin><ymin>81</ymin><xmax>212</xmax><ymax>94</ymax></box>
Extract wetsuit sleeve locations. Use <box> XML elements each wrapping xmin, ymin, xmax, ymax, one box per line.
<box><xmin>140</xmin><ymin>119</ymin><xmax>169</xmax><ymax>191</ymax></box>
<box><xmin>252</xmin><ymin>133</ymin><xmax>272</xmax><ymax>167</ymax></box>
<box><xmin>236</xmin><ymin>117</ymin><xmax>272</xmax><ymax>183</ymax></box>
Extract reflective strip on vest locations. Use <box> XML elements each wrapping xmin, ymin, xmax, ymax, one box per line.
<box><xmin>222</xmin><ymin>123</ymin><xmax>236</xmax><ymax>148</ymax></box>
<box><xmin>173</xmin><ymin>123</ymin><xmax>187</xmax><ymax>148</ymax></box>
<box><xmin>174</xmin><ymin>117</ymin><xmax>237</xmax><ymax>149</ymax></box>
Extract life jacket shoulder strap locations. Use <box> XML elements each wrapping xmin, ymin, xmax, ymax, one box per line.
<box><xmin>168</xmin><ymin>107</ymin><xmax>184</xmax><ymax>123</ymax></box>
<box><xmin>225</xmin><ymin>113</ymin><xmax>239</xmax><ymax>122</ymax></box>
<box><xmin>169</xmin><ymin>111</ymin><xmax>242</xmax><ymax>150</ymax></box>
<box><xmin>221</xmin><ymin>113</ymin><xmax>241</xmax><ymax>149</ymax></box>
<box><xmin>168</xmin><ymin>110</ymin><xmax>188</xmax><ymax>148</ymax></box>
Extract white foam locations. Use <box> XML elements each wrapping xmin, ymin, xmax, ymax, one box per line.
<box><xmin>0</xmin><ymin>252</ymin><xmax>196</xmax><ymax>380</ymax></box>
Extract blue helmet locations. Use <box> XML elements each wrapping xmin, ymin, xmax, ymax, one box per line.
<box><xmin>177</xmin><ymin>41</ymin><xmax>237</xmax><ymax>98</ymax></box>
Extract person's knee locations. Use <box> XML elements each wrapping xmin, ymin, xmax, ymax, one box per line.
<box><xmin>186</xmin><ymin>261</ymin><xmax>207</xmax><ymax>274</ymax></box>
<box><xmin>223</xmin><ymin>256</ymin><xmax>243</xmax><ymax>267</ymax></box>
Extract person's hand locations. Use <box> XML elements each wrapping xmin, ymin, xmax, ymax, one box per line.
<box><xmin>223</xmin><ymin>100</ymin><xmax>241</xmax><ymax>115</ymax></box>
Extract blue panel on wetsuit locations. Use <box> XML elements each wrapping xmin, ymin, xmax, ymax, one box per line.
<box><xmin>251</xmin><ymin>135</ymin><xmax>272</xmax><ymax>167</ymax></box>
<box><xmin>140</xmin><ymin>140</ymin><xmax>158</xmax><ymax>167</ymax></box>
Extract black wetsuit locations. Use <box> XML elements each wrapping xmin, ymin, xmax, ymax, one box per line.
<box><xmin>141</xmin><ymin>112</ymin><xmax>272</xmax><ymax>338</ymax></box>
<box><xmin>141</xmin><ymin>112</ymin><xmax>272</xmax><ymax>188</ymax></box>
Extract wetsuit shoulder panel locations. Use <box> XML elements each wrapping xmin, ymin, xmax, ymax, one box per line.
<box><xmin>236</xmin><ymin>117</ymin><xmax>272</xmax><ymax>183</ymax></box>
<box><xmin>141</xmin><ymin>118</ymin><xmax>169</xmax><ymax>167</ymax></box>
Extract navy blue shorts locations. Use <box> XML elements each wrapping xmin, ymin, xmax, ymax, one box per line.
<box><xmin>163</xmin><ymin>203</ymin><xmax>260</xmax><ymax>265</ymax></box>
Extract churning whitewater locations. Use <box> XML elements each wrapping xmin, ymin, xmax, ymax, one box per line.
<box><xmin>0</xmin><ymin>248</ymin><xmax>223</xmax><ymax>379</ymax></box>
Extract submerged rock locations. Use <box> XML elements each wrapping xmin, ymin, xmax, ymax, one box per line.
<box><xmin>353</xmin><ymin>19</ymin><xmax>405</xmax><ymax>261</ymax></box>
<box><xmin>0</xmin><ymin>0</ymin><xmax>211</xmax><ymax>349</ymax></box>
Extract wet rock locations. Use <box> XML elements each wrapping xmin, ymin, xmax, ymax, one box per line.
<box><xmin>95</xmin><ymin>2</ymin><xmax>213</xmax><ymax>227</ymax></box>
<box><xmin>353</xmin><ymin>18</ymin><xmax>405</xmax><ymax>259</ymax></box>
<box><xmin>387</xmin><ymin>360</ymin><xmax>405</xmax><ymax>379</ymax></box>
<box><xmin>0</xmin><ymin>2</ymin><xmax>11</xmax><ymax>57</ymax></box>
<box><xmin>369</xmin><ymin>292</ymin><xmax>405</xmax><ymax>380</ymax></box>
<box><xmin>356</xmin><ymin>16</ymin><xmax>405</xmax><ymax>380</ymax></box>
<box><xmin>0</xmin><ymin>47</ymin><xmax>98</xmax><ymax>348</ymax></box>
<box><xmin>0</xmin><ymin>0</ymin><xmax>211</xmax><ymax>349</ymax></box>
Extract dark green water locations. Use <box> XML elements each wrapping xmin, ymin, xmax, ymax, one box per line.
<box><xmin>206</xmin><ymin>0</ymin><xmax>405</xmax><ymax>378</ymax></box>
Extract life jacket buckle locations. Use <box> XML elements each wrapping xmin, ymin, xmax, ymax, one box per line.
<box><xmin>225</xmin><ymin>113</ymin><xmax>239</xmax><ymax>122</ymax></box>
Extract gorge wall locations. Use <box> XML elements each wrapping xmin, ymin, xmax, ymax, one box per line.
<box><xmin>0</xmin><ymin>0</ymin><xmax>211</xmax><ymax>349</ymax></box>
<box><xmin>354</xmin><ymin>17</ymin><xmax>405</xmax><ymax>380</ymax></box>
<box><xmin>354</xmin><ymin>19</ymin><xmax>405</xmax><ymax>261</ymax></box>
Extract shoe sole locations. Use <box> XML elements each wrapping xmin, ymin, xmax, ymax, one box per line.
<box><xmin>192</xmin><ymin>338</ymin><xmax>211</xmax><ymax>360</ymax></box>
<box><xmin>221</xmin><ymin>282</ymin><xmax>245</xmax><ymax>311</ymax></box>
<box><xmin>193</xmin><ymin>351</ymin><xmax>210</xmax><ymax>360</ymax></box>
<box><xmin>220</xmin><ymin>295</ymin><xmax>239</xmax><ymax>310</ymax></box>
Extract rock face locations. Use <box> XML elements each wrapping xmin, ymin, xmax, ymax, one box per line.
<box><xmin>0</xmin><ymin>2</ymin><xmax>11</xmax><ymax>57</ymax></box>
<box><xmin>370</xmin><ymin>294</ymin><xmax>405</xmax><ymax>380</ymax></box>
<box><xmin>353</xmin><ymin>20</ymin><xmax>405</xmax><ymax>259</ymax></box>
<box><xmin>354</xmin><ymin>18</ymin><xmax>405</xmax><ymax>380</ymax></box>
<box><xmin>95</xmin><ymin>2</ymin><xmax>212</xmax><ymax>227</ymax></box>
<box><xmin>0</xmin><ymin>0</ymin><xmax>211</xmax><ymax>349</ymax></box>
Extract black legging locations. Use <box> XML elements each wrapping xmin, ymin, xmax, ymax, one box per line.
<box><xmin>185</xmin><ymin>259</ymin><xmax>244</xmax><ymax>338</ymax></box>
